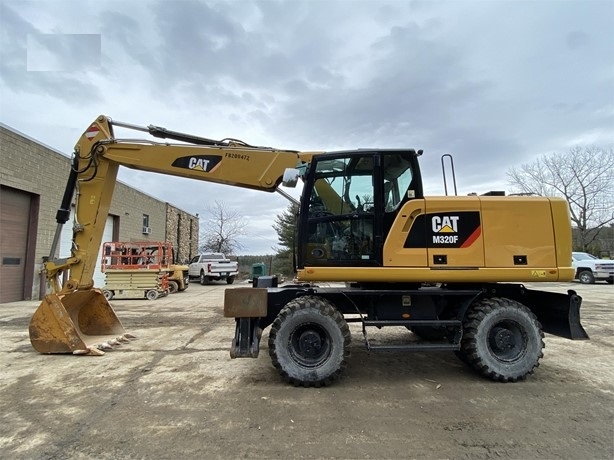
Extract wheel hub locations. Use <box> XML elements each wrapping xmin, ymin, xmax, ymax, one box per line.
<box><xmin>288</xmin><ymin>322</ymin><xmax>332</xmax><ymax>367</ymax></box>
<box><xmin>492</xmin><ymin>327</ymin><xmax>515</xmax><ymax>350</ymax></box>
<box><xmin>488</xmin><ymin>322</ymin><xmax>525</xmax><ymax>361</ymax></box>
<box><xmin>298</xmin><ymin>330</ymin><xmax>323</xmax><ymax>357</ymax></box>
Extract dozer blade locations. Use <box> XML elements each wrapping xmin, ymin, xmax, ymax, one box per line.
<box><xmin>29</xmin><ymin>289</ymin><xmax>134</xmax><ymax>355</ymax></box>
<box><xmin>523</xmin><ymin>288</ymin><xmax>589</xmax><ymax>340</ymax></box>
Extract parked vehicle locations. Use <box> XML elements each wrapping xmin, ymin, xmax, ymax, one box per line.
<box><xmin>572</xmin><ymin>252</ymin><xmax>614</xmax><ymax>284</ymax></box>
<box><xmin>101</xmin><ymin>241</ymin><xmax>189</xmax><ymax>296</ymax></box>
<box><xmin>188</xmin><ymin>253</ymin><xmax>239</xmax><ymax>285</ymax></box>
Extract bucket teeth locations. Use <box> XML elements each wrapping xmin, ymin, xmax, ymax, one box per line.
<box><xmin>72</xmin><ymin>349</ymin><xmax>90</xmax><ymax>355</ymax></box>
<box><xmin>123</xmin><ymin>333</ymin><xmax>137</xmax><ymax>339</ymax></box>
<box><xmin>117</xmin><ymin>335</ymin><xmax>130</xmax><ymax>343</ymax></box>
<box><xmin>72</xmin><ymin>347</ymin><xmax>105</xmax><ymax>356</ymax></box>
<box><xmin>29</xmin><ymin>290</ymin><xmax>130</xmax><ymax>355</ymax></box>
<box><xmin>87</xmin><ymin>347</ymin><xmax>106</xmax><ymax>356</ymax></box>
<box><xmin>97</xmin><ymin>342</ymin><xmax>113</xmax><ymax>350</ymax></box>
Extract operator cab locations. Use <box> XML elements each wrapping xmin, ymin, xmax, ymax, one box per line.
<box><xmin>296</xmin><ymin>149</ymin><xmax>423</xmax><ymax>268</ymax></box>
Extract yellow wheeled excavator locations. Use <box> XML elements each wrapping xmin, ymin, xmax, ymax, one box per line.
<box><xmin>30</xmin><ymin>115</ymin><xmax>588</xmax><ymax>384</ymax></box>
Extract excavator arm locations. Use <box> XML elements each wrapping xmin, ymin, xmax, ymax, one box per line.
<box><xmin>48</xmin><ymin>115</ymin><xmax>309</xmax><ymax>290</ymax></box>
<box><xmin>30</xmin><ymin>115</ymin><xmax>311</xmax><ymax>354</ymax></box>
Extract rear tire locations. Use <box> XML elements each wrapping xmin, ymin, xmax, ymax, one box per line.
<box><xmin>200</xmin><ymin>271</ymin><xmax>208</xmax><ymax>285</ymax></box>
<box><xmin>168</xmin><ymin>281</ymin><xmax>179</xmax><ymax>293</ymax></box>
<box><xmin>578</xmin><ymin>270</ymin><xmax>595</xmax><ymax>284</ymax></box>
<box><xmin>102</xmin><ymin>289</ymin><xmax>113</xmax><ymax>301</ymax></box>
<box><xmin>269</xmin><ymin>296</ymin><xmax>351</xmax><ymax>387</ymax></box>
<box><xmin>226</xmin><ymin>276</ymin><xmax>235</xmax><ymax>285</ymax></box>
<box><xmin>146</xmin><ymin>290</ymin><xmax>159</xmax><ymax>301</ymax></box>
<box><xmin>460</xmin><ymin>297</ymin><xmax>544</xmax><ymax>382</ymax></box>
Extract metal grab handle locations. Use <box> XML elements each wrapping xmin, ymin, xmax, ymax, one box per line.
<box><xmin>441</xmin><ymin>154</ymin><xmax>458</xmax><ymax>196</ymax></box>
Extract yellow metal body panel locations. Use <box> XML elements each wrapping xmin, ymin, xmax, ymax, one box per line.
<box><xmin>383</xmin><ymin>200</ymin><xmax>428</xmax><ymax>267</ymax></box>
<box><xmin>481</xmin><ymin>197</ymin><xmax>555</xmax><ymax>267</ymax></box>
<box><xmin>550</xmin><ymin>197</ymin><xmax>574</xmax><ymax>273</ymax></box>
<box><xmin>305</xmin><ymin>195</ymin><xmax>575</xmax><ymax>283</ymax></box>
<box><xmin>425</xmin><ymin>196</ymin><xmax>485</xmax><ymax>267</ymax></box>
<box><xmin>297</xmin><ymin>266</ymin><xmax>567</xmax><ymax>283</ymax></box>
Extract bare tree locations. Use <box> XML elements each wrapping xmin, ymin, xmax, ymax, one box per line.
<box><xmin>199</xmin><ymin>200</ymin><xmax>248</xmax><ymax>255</ymax></box>
<box><xmin>507</xmin><ymin>146</ymin><xmax>614</xmax><ymax>251</ymax></box>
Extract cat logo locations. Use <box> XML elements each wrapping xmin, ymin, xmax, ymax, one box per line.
<box><xmin>432</xmin><ymin>215</ymin><xmax>459</xmax><ymax>233</ymax></box>
<box><xmin>432</xmin><ymin>215</ymin><xmax>459</xmax><ymax>244</ymax></box>
<box><xmin>189</xmin><ymin>157</ymin><xmax>210</xmax><ymax>171</ymax></box>
<box><xmin>172</xmin><ymin>155</ymin><xmax>222</xmax><ymax>173</ymax></box>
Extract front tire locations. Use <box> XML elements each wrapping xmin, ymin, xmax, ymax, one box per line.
<box><xmin>578</xmin><ymin>270</ymin><xmax>595</xmax><ymax>284</ymax></box>
<box><xmin>268</xmin><ymin>296</ymin><xmax>351</xmax><ymax>387</ymax></box>
<box><xmin>460</xmin><ymin>297</ymin><xmax>544</xmax><ymax>382</ymax></box>
<box><xmin>146</xmin><ymin>290</ymin><xmax>159</xmax><ymax>301</ymax></box>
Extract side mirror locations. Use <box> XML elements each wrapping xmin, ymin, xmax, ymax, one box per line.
<box><xmin>282</xmin><ymin>168</ymin><xmax>299</xmax><ymax>188</ymax></box>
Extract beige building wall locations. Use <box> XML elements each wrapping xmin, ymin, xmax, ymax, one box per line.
<box><xmin>111</xmin><ymin>183</ymin><xmax>167</xmax><ymax>242</ymax></box>
<box><xmin>0</xmin><ymin>123</ymin><xmax>199</xmax><ymax>300</ymax></box>
<box><xmin>1</xmin><ymin>125</ymin><xmax>73</xmax><ymax>271</ymax></box>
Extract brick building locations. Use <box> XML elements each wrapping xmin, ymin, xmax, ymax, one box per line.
<box><xmin>0</xmin><ymin>123</ymin><xmax>199</xmax><ymax>302</ymax></box>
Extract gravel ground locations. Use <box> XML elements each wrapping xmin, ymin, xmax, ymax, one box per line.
<box><xmin>1</xmin><ymin>281</ymin><xmax>612</xmax><ymax>459</ymax></box>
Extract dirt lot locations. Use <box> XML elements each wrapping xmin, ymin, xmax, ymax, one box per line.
<box><xmin>1</xmin><ymin>281</ymin><xmax>612</xmax><ymax>459</ymax></box>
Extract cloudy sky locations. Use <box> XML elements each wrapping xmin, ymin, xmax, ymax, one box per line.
<box><xmin>1</xmin><ymin>0</ymin><xmax>613</xmax><ymax>254</ymax></box>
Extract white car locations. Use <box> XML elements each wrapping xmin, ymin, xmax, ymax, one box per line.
<box><xmin>571</xmin><ymin>252</ymin><xmax>614</xmax><ymax>284</ymax></box>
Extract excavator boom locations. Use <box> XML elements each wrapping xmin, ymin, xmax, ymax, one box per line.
<box><xmin>30</xmin><ymin>115</ymin><xmax>307</xmax><ymax>354</ymax></box>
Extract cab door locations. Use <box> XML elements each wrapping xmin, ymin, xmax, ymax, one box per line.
<box><xmin>299</xmin><ymin>153</ymin><xmax>380</xmax><ymax>267</ymax></box>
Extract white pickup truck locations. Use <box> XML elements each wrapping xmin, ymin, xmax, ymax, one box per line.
<box><xmin>188</xmin><ymin>253</ymin><xmax>239</xmax><ymax>285</ymax></box>
<box><xmin>571</xmin><ymin>252</ymin><xmax>614</xmax><ymax>284</ymax></box>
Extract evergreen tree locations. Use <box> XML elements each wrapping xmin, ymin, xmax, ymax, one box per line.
<box><xmin>272</xmin><ymin>203</ymin><xmax>299</xmax><ymax>276</ymax></box>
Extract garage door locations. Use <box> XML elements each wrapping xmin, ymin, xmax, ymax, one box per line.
<box><xmin>0</xmin><ymin>186</ymin><xmax>31</xmax><ymax>302</ymax></box>
<box><xmin>59</xmin><ymin>209</ymin><xmax>114</xmax><ymax>288</ymax></box>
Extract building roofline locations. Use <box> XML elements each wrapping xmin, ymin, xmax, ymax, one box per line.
<box><xmin>0</xmin><ymin>122</ymin><xmax>198</xmax><ymax>219</ymax></box>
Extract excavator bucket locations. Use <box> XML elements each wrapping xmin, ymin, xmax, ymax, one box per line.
<box><xmin>29</xmin><ymin>289</ymin><xmax>134</xmax><ymax>355</ymax></box>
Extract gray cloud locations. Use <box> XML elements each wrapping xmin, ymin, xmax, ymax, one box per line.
<box><xmin>1</xmin><ymin>0</ymin><xmax>613</xmax><ymax>253</ymax></box>
<box><xmin>0</xmin><ymin>3</ymin><xmax>104</xmax><ymax>103</ymax></box>
<box><xmin>27</xmin><ymin>33</ymin><xmax>101</xmax><ymax>71</ymax></box>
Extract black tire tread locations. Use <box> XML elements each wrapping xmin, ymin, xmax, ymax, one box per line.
<box><xmin>268</xmin><ymin>296</ymin><xmax>351</xmax><ymax>387</ymax></box>
<box><xmin>461</xmin><ymin>297</ymin><xmax>544</xmax><ymax>383</ymax></box>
